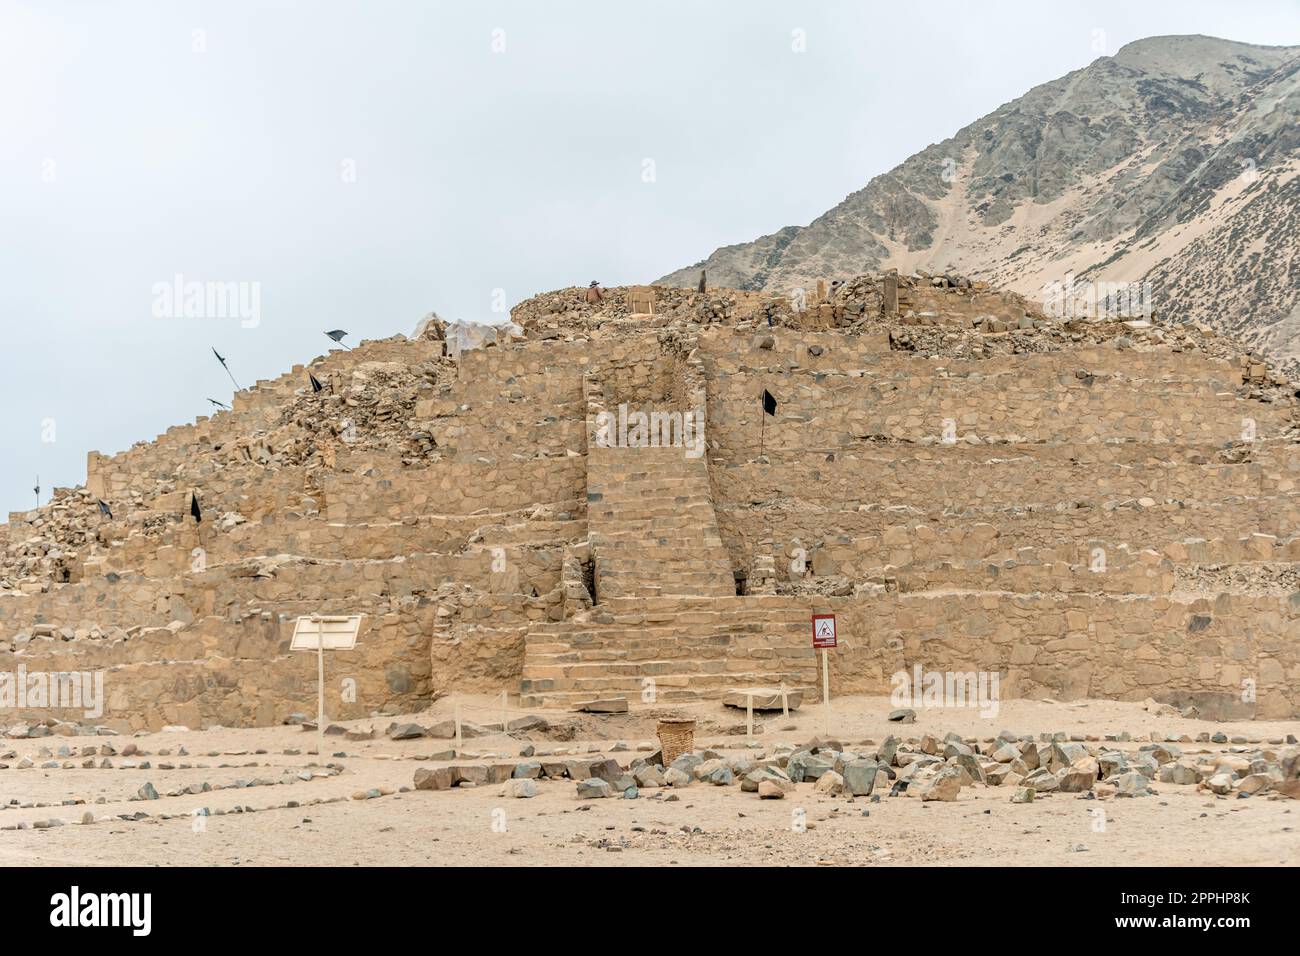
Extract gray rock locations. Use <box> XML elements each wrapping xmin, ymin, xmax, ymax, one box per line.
<box><xmin>788</xmin><ymin>751</ymin><xmax>835</xmax><ymax>783</ymax></box>
<box><xmin>1023</xmin><ymin>768</ymin><xmax>1059</xmax><ymax>793</ymax></box>
<box><xmin>1206</xmin><ymin>772</ymin><xmax>1235</xmax><ymax>795</ymax></box>
<box><xmin>1049</xmin><ymin>741</ymin><xmax>1088</xmax><ymax>772</ymax></box>
<box><xmin>743</xmin><ymin>766</ymin><xmax>794</xmax><ymax>794</ymax></box>
<box><xmin>814</xmin><ymin>770</ymin><xmax>845</xmax><ymax>794</ymax></box>
<box><xmin>1056</xmin><ymin>767</ymin><xmax>1095</xmax><ymax>792</ymax></box>
<box><xmin>508</xmin><ymin>779</ymin><xmax>538</xmax><ymax>798</ymax></box>
<box><xmin>843</xmin><ymin>759</ymin><xmax>880</xmax><ymax>796</ymax></box>
<box><xmin>948</xmin><ymin>753</ymin><xmax>985</xmax><ymax>784</ymax></box>
<box><xmin>413</xmin><ymin>767</ymin><xmax>454</xmax><ymax>791</ymax></box>
<box><xmin>1128</xmin><ymin>753</ymin><xmax>1160</xmax><ymax>779</ymax></box>
<box><xmin>919</xmin><ymin>768</ymin><xmax>963</xmax><ymax>802</ymax></box>
<box><xmin>576</xmin><ymin>778</ymin><xmax>611</xmax><ymax>799</ymax></box>
<box><xmin>564</xmin><ymin>759</ymin><xmax>594</xmax><ymax>780</ymax></box>
<box><xmin>633</xmin><ymin>766</ymin><xmax>666</xmax><ymax>789</ymax></box>
<box><xmin>670</xmin><ymin>753</ymin><xmax>703</xmax><ymax>776</ymax></box>
<box><xmin>1158</xmin><ymin>762</ymin><xmax>1199</xmax><ymax>785</ymax></box>
<box><xmin>587</xmin><ymin>758</ymin><xmax>624</xmax><ymax>782</ymax></box>
<box><xmin>578</xmin><ymin>698</ymin><xmax>628</xmax><ymax>714</ymax></box>
<box><xmin>991</xmin><ymin>742</ymin><xmax>1022</xmax><ymax>763</ymax></box>
<box><xmin>704</xmin><ymin>765</ymin><xmax>734</xmax><ymax>786</ymax></box>
<box><xmin>1114</xmin><ymin>771</ymin><xmax>1151</xmax><ymax>797</ymax></box>
<box><xmin>1098</xmin><ymin>751</ymin><xmax>1128</xmax><ymax>779</ymax></box>
<box><xmin>664</xmin><ymin>767</ymin><xmax>692</xmax><ymax>788</ymax></box>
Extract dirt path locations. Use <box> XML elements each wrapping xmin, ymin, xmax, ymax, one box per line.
<box><xmin>1</xmin><ymin>695</ymin><xmax>1295</xmax><ymax>866</ymax></box>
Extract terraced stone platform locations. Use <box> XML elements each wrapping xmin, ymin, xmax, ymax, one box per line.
<box><xmin>1</xmin><ymin>278</ymin><xmax>1296</xmax><ymax>726</ymax></box>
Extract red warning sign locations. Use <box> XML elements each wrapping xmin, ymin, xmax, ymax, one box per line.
<box><xmin>811</xmin><ymin>613</ymin><xmax>837</xmax><ymax>649</ymax></box>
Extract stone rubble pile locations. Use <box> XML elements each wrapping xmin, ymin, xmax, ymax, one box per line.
<box><xmin>511</xmin><ymin>285</ymin><xmax>766</xmax><ymax>332</ymax></box>
<box><xmin>508</xmin><ymin>277</ymin><xmax>1300</xmax><ymax>404</ymax></box>
<box><xmin>274</xmin><ymin>356</ymin><xmax>454</xmax><ymax>468</ymax></box>
<box><xmin>0</xmin><ymin>344</ymin><xmax>456</xmax><ymax>596</ymax></box>
<box><xmin>0</xmin><ymin>487</ymin><xmax>105</xmax><ymax>593</ymax></box>
<box><xmin>4</xmin><ymin>717</ymin><xmax>122</xmax><ymax>739</ymax></box>
<box><xmin>410</xmin><ymin>730</ymin><xmax>1300</xmax><ymax>803</ymax></box>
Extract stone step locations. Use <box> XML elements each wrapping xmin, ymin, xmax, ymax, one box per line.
<box><xmin>518</xmin><ymin>671</ymin><xmax>819</xmax><ymax>709</ymax></box>
<box><xmin>588</xmin><ymin>518</ymin><xmax>719</xmax><ymax>532</ymax></box>
<box><xmin>595</xmin><ymin>562</ymin><xmax>731</xmax><ymax>576</ymax></box>
<box><xmin>589</xmin><ymin>507</ymin><xmax>715</xmax><ymax>519</ymax></box>
<box><xmin>598</xmin><ymin>583</ymin><xmax>737</xmax><ymax>599</ymax></box>
<box><xmin>524</xmin><ymin>637</ymin><xmax>809</xmax><ymax>659</ymax></box>
<box><xmin>523</xmin><ymin>644</ymin><xmax>814</xmax><ymax>668</ymax></box>
<box><xmin>589</xmin><ymin>497</ymin><xmax>717</xmax><ymax>510</ymax></box>
<box><xmin>591</xmin><ymin>542</ymin><xmax>727</xmax><ymax>557</ymax></box>
<box><xmin>593</xmin><ymin>531</ymin><xmax>724</xmax><ymax>544</ymax></box>
<box><xmin>524</xmin><ymin>609</ymin><xmax>814</xmax><ymax>636</ymax></box>
<box><xmin>590</xmin><ymin>488</ymin><xmax>711</xmax><ymax>502</ymax></box>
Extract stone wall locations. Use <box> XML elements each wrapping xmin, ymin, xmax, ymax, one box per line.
<box><xmin>826</xmin><ymin>589</ymin><xmax>1300</xmax><ymax>720</ymax></box>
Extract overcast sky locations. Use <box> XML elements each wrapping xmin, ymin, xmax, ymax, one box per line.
<box><xmin>2</xmin><ymin>0</ymin><xmax>1297</xmax><ymax>517</ymax></box>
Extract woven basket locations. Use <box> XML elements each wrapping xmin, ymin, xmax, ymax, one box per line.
<box><xmin>656</xmin><ymin>718</ymin><xmax>696</xmax><ymax>768</ymax></box>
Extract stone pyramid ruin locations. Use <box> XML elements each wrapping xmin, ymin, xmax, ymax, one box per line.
<box><xmin>2</xmin><ymin>274</ymin><xmax>1298</xmax><ymax>732</ymax></box>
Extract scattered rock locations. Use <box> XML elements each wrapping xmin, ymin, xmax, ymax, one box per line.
<box><xmin>507</xmin><ymin>779</ymin><xmax>538</xmax><ymax>798</ymax></box>
<box><xmin>576</xmin><ymin>778</ymin><xmax>611</xmax><ymax>799</ymax></box>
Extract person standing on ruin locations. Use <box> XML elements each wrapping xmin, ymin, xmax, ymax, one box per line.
<box><xmin>585</xmin><ymin>280</ymin><xmax>604</xmax><ymax>304</ymax></box>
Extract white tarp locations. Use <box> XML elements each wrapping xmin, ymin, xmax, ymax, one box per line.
<box><xmin>443</xmin><ymin>319</ymin><xmax>523</xmax><ymax>359</ymax></box>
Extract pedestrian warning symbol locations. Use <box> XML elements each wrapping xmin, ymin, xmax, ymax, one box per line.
<box><xmin>811</xmin><ymin>614</ymin><xmax>837</xmax><ymax>649</ymax></box>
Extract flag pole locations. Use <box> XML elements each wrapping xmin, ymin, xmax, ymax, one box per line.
<box><xmin>212</xmin><ymin>347</ymin><xmax>242</xmax><ymax>391</ymax></box>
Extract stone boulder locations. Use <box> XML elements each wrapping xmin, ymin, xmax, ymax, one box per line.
<box><xmin>918</xmin><ymin>768</ymin><xmax>963</xmax><ymax>802</ymax></box>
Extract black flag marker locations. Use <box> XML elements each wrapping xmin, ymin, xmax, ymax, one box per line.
<box><xmin>190</xmin><ymin>492</ymin><xmax>202</xmax><ymax>524</ymax></box>
<box><xmin>308</xmin><ymin>371</ymin><xmax>324</xmax><ymax>393</ymax></box>
<box><xmin>212</xmin><ymin>347</ymin><xmax>242</xmax><ymax>390</ymax></box>
<box><xmin>759</xmin><ymin>389</ymin><xmax>777</xmax><ymax>458</ymax></box>
<box><xmin>324</xmin><ymin>330</ymin><xmax>352</xmax><ymax>351</ymax></box>
<box><xmin>97</xmin><ymin>499</ymin><xmax>112</xmax><ymax>519</ymax></box>
<box><xmin>33</xmin><ymin>476</ymin><xmax>40</xmax><ymax>508</ymax></box>
<box><xmin>207</xmin><ymin>398</ymin><xmax>230</xmax><ymax>410</ymax></box>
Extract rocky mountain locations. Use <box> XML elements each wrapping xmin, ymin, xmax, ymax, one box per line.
<box><xmin>657</xmin><ymin>35</ymin><xmax>1300</xmax><ymax>371</ymax></box>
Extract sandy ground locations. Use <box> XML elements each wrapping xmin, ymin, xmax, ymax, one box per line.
<box><xmin>1</xmin><ymin>695</ymin><xmax>1296</xmax><ymax>867</ymax></box>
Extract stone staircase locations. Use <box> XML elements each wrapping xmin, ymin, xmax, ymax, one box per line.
<box><xmin>587</xmin><ymin>442</ymin><xmax>736</xmax><ymax>601</ymax></box>
<box><xmin>518</xmin><ymin>595</ymin><xmax>819</xmax><ymax>708</ymax></box>
<box><xmin>517</xmin><ymin>360</ymin><xmax>812</xmax><ymax>709</ymax></box>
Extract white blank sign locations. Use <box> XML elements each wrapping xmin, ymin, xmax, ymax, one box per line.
<box><xmin>291</xmin><ymin>615</ymin><xmax>362</xmax><ymax>650</ymax></box>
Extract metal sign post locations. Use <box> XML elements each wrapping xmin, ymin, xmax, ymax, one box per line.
<box><xmin>317</xmin><ymin>635</ymin><xmax>324</xmax><ymax>758</ymax></box>
<box><xmin>291</xmin><ymin>615</ymin><xmax>362</xmax><ymax>759</ymax></box>
<box><xmin>811</xmin><ymin>614</ymin><xmax>837</xmax><ymax>735</ymax></box>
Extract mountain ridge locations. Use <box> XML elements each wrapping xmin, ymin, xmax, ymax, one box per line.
<box><xmin>656</xmin><ymin>35</ymin><xmax>1300</xmax><ymax>371</ymax></box>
